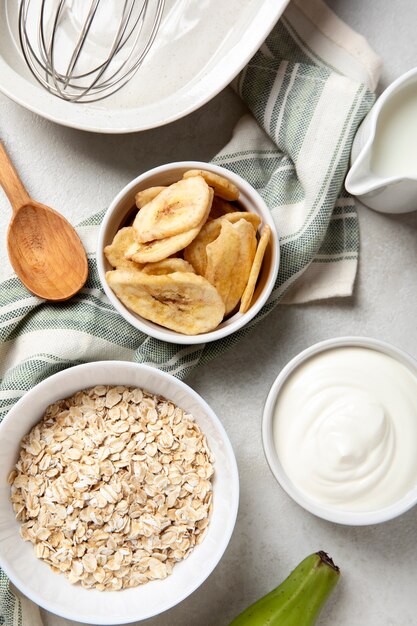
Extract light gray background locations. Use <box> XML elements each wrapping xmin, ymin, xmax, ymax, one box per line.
<box><xmin>1</xmin><ymin>1</ymin><xmax>417</xmax><ymax>625</ymax></box>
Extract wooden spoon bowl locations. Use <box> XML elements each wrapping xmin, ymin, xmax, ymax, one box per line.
<box><xmin>0</xmin><ymin>142</ymin><xmax>88</xmax><ymax>301</ymax></box>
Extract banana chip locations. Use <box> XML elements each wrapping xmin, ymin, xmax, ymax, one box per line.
<box><xmin>183</xmin><ymin>219</ymin><xmax>223</xmax><ymax>275</ymax></box>
<box><xmin>141</xmin><ymin>258</ymin><xmax>195</xmax><ymax>275</ymax></box>
<box><xmin>104</xmin><ymin>227</ymin><xmax>142</xmax><ymax>270</ymax></box>
<box><xmin>133</xmin><ymin>177</ymin><xmax>212</xmax><ymax>243</ymax></box>
<box><xmin>106</xmin><ymin>269</ymin><xmax>225</xmax><ymax>335</ymax></box>
<box><xmin>183</xmin><ymin>169</ymin><xmax>239</xmax><ymax>201</ymax></box>
<box><xmin>209</xmin><ymin>196</ymin><xmax>237</xmax><ymax>220</ymax></box>
<box><xmin>223</xmin><ymin>211</ymin><xmax>261</xmax><ymax>230</ymax></box>
<box><xmin>205</xmin><ymin>221</ymin><xmax>241</xmax><ymax>314</ymax></box>
<box><xmin>126</xmin><ymin>209</ymin><xmax>208</xmax><ymax>264</ymax></box>
<box><xmin>135</xmin><ymin>186</ymin><xmax>167</xmax><ymax>209</ymax></box>
<box><xmin>205</xmin><ymin>219</ymin><xmax>257</xmax><ymax>314</ymax></box>
<box><xmin>240</xmin><ymin>225</ymin><xmax>271</xmax><ymax>314</ymax></box>
<box><xmin>184</xmin><ymin>211</ymin><xmax>260</xmax><ymax>275</ymax></box>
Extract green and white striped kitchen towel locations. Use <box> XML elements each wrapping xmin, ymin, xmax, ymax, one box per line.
<box><xmin>0</xmin><ymin>0</ymin><xmax>381</xmax><ymax>624</ymax></box>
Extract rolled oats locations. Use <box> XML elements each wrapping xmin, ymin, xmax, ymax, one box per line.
<box><xmin>9</xmin><ymin>386</ymin><xmax>214</xmax><ymax>591</ymax></box>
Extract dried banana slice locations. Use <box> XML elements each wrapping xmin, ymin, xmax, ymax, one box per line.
<box><xmin>209</xmin><ymin>196</ymin><xmax>237</xmax><ymax>220</ymax></box>
<box><xmin>104</xmin><ymin>227</ymin><xmax>142</xmax><ymax>270</ymax></box>
<box><xmin>126</xmin><ymin>207</ymin><xmax>209</xmax><ymax>264</ymax></box>
<box><xmin>141</xmin><ymin>258</ymin><xmax>195</xmax><ymax>275</ymax></box>
<box><xmin>222</xmin><ymin>211</ymin><xmax>261</xmax><ymax>230</ymax></box>
<box><xmin>133</xmin><ymin>177</ymin><xmax>212</xmax><ymax>243</ymax></box>
<box><xmin>184</xmin><ymin>211</ymin><xmax>260</xmax><ymax>275</ymax></box>
<box><xmin>240</xmin><ymin>225</ymin><xmax>271</xmax><ymax>314</ymax></box>
<box><xmin>205</xmin><ymin>219</ymin><xmax>257</xmax><ymax>315</ymax></box>
<box><xmin>106</xmin><ymin>269</ymin><xmax>225</xmax><ymax>335</ymax></box>
<box><xmin>184</xmin><ymin>219</ymin><xmax>223</xmax><ymax>275</ymax></box>
<box><xmin>205</xmin><ymin>220</ymin><xmax>241</xmax><ymax>314</ymax></box>
<box><xmin>135</xmin><ymin>186</ymin><xmax>167</xmax><ymax>209</ymax></box>
<box><xmin>183</xmin><ymin>169</ymin><xmax>239</xmax><ymax>201</ymax></box>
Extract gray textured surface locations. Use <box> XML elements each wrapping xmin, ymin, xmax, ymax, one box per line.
<box><xmin>1</xmin><ymin>1</ymin><xmax>417</xmax><ymax>625</ymax></box>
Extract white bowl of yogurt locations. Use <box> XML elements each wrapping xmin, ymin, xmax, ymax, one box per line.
<box><xmin>262</xmin><ymin>337</ymin><xmax>417</xmax><ymax>525</ymax></box>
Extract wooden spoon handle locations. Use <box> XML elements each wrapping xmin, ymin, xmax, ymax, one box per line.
<box><xmin>0</xmin><ymin>141</ymin><xmax>31</xmax><ymax>213</ymax></box>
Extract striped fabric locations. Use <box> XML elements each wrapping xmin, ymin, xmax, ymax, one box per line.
<box><xmin>0</xmin><ymin>1</ymin><xmax>380</xmax><ymax>624</ymax></box>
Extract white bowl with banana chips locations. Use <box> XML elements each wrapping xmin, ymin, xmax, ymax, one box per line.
<box><xmin>97</xmin><ymin>161</ymin><xmax>280</xmax><ymax>344</ymax></box>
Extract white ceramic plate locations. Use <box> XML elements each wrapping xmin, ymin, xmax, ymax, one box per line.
<box><xmin>0</xmin><ymin>362</ymin><xmax>239</xmax><ymax>624</ymax></box>
<box><xmin>0</xmin><ymin>0</ymin><xmax>289</xmax><ymax>134</ymax></box>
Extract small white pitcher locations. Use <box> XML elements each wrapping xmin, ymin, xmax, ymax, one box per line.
<box><xmin>345</xmin><ymin>67</ymin><xmax>417</xmax><ymax>213</ymax></box>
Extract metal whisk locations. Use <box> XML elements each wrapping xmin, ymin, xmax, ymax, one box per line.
<box><xmin>18</xmin><ymin>0</ymin><xmax>165</xmax><ymax>103</ymax></box>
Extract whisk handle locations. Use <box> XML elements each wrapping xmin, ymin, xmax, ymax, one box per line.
<box><xmin>0</xmin><ymin>141</ymin><xmax>31</xmax><ymax>213</ymax></box>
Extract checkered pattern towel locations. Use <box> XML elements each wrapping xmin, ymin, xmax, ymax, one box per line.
<box><xmin>0</xmin><ymin>0</ymin><xmax>380</xmax><ymax>624</ymax></box>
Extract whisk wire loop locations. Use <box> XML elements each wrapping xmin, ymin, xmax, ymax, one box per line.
<box><xmin>18</xmin><ymin>0</ymin><xmax>165</xmax><ymax>103</ymax></box>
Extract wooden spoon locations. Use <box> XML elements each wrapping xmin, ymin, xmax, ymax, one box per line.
<box><xmin>0</xmin><ymin>141</ymin><xmax>88</xmax><ymax>301</ymax></box>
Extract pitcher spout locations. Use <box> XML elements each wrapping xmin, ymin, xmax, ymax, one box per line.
<box><xmin>346</xmin><ymin>66</ymin><xmax>417</xmax><ymax>213</ymax></box>
<box><xmin>345</xmin><ymin>147</ymin><xmax>384</xmax><ymax>197</ymax></box>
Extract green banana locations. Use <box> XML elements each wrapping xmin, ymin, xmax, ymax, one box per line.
<box><xmin>229</xmin><ymin>551</ymin><xmax>340</xmax><ymax>626</ymax></box>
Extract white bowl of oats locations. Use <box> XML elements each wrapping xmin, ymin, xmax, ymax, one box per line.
<box><xmin>0</xmin><ymin>362</ymin><xmax>239</xmax><ymax>624</ymax></box>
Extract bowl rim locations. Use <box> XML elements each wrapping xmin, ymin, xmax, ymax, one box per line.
<box><xmin>0</xmin><ymin>0</ymin><xmax>289</xmax><ymax>134</ymax></box>
<box><xmin>262</xmin><ymin>336</ymin><xmax>417</xmax><ymax>526</ymax></box>
<box><xmin>0</xmin><ymin>361</ymin><xmax>240</xmax><ymax>624</ymax></box>
<box><xmin>97</xmin><ymin>160</ymin><xmax>280</xmax><ymax>345</ymax></box>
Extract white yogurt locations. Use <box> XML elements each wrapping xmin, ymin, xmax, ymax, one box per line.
<box><xmin>273</xmin><ymin>347</ymin><xmax>417</xmax><ymax>511</ymax></box>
